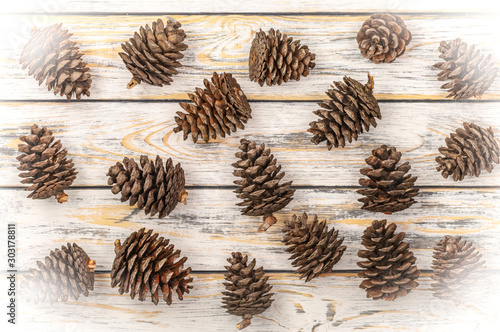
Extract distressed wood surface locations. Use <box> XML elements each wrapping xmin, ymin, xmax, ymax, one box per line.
<box><xmin>1</xmin><ymin>14</ymin><xmax>499</xmax><ymax>101</ymax></box>
<box><xmin>4</xmin><ymin>272</ymin><xmax>499</xmax><ymax>332</ymax></box>
<box><xmin>4</xmin><ymin>0</ymin><xmax>499</xmax><ymax>13</ymax></box>
<box><xmin>0</xmin><ymin>101</ymin><xmax>499</xmax><ymax>187</ymax></box>
<box><xmin>3</xmin><ymin>188</ymin><xmax>499</xmax><ymax>271</ymax></box>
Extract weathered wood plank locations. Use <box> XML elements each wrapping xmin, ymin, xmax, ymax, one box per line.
<box><xmin>8</xmin><ymin>272</ymin><xmax>500</xmax><ymax>331</ymax></box>
<box><xmin>2</xmin><ymin>188</ymin><xmax>499</xmax><ymax>272</ymax></box>
<box><xmin>1</xmin><ymin>101</ymin><xmax>499</xmax><ymax>187</ymax></box>
<box><xmin>2</xmin><ymin>14</ymin><xmax>499</xmax><ymax>100</ymax></box>
<box><xmin>4</xmin><ymin>0</ymin><xmax>499</xmax><ymax>13</ymax></box>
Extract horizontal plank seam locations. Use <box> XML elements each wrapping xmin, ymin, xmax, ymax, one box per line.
<box><xmin>1</xmin><ymin>185</ymin><xmax>500</xmax><ymax>190</ymax></box>
<box><xmin>1</xmin><ymin>99</ymin><xmax>500</xmax><ymax>104</ymax></box>
<box><xmin>3</xmin><ymin>12</ymin><xmax>498</xmax><ymax>17</ymax></box>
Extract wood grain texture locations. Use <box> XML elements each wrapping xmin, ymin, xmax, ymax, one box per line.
<box><xmin>4</xmin><ymin>0</ymin><xmax>499</xmax><ymax>13</ymax></box>
<box><xmin>1</xmin><ymin>101</ymin><xmax>499</xmax><ymax>187</ymax></box>
<box><xmin>1</xmin><ymin>14</ymin><xmax>499</xmax><ymax>101</ymax></box>
<box><xmin>6</xmin><ymin>272</ymin><xmax>499</xmax><ymax>332</ymax></box>
<box><xmin>2</xmin><ymin>188</ymin><xmax>498</xmax><ymax>272</ymax></box>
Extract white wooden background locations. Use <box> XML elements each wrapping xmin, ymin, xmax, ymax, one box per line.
<box><xmin>1</xmin><ymin>1</ymin><xmax>500</xmax><ymax>331</ymax></box>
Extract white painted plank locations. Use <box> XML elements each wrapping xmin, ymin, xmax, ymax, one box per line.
<box><xmin>1</xmin><ymin>188</ymin><xmax>498</xmax><ymax>272</ymax></box>
<box><xmin>4</xmin><ymin>272</ymin><xmax>499</xmax><ymax>332</ymax></box>
<box><xmin>1</xmin><ymin>14</ymin><xmax>499</xmax><ymax>100</ymax></box>
<box><xmin>4</xmin><ymin>0</ymin><xmax>499</xmax><ymax>13</ymax></box>
<box><xmin>1</xmin><ymin>101</ymin><xmax>499</xmax><ymax>187</ymax></box>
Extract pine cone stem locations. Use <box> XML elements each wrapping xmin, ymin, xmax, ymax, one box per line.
<box><xmin>179</xmin><ymin>189</ymin><xmax>188</xmax><ymax>205</ymax></box>
<box><xmin>258</xmin><ymin>215</ymin><xmax>277</xmax><ymax>232</ymax></box>
<box><xmin>114</xmin><ymin>239</ymin><xmax>122</xmax><ymax>254</ymax></box>
<box><xmin>237</xmin><ymin>315</ymin><xmax>253</xmax><ymax>330</ymax></box>
<box><xmin>127</xmin><ymin>78</ymin><xmax>139</xmax><ymax>89</ymax></box>
<box><xmin>87</xmin><ymin>259</ymin><xmax>96</xmax><ymax>272</ymax></box>
<box><xmin>55</xmin><ymin>192</ymin><xmax>69</xmax><ymax>204</ymax></box>
<box><xmin>365</xmin><ymin>73</ymin><xmax>374</xmax><ymax>90</ymax></box>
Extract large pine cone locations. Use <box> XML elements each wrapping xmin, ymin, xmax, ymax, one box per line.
<box><xmin>308</xmin><ymin>74</ymin><xmax>381</xmax><ymax>149</ymax></box>
<box><xmin>356</xmin><ymin>13</ymin><xmax>412</xmax><ymax>64</ymax></box>
<box><xmin>17</xmin><ymin>124</ymin><xmax>77</xmax><ymax>203</ymax></box>
<box><xmin>431</xmin><ymin>235</ymin><xmax>485</xmax><ymax>301</ymax></box>
<box><xmin>249</xmin><ymin>28</ymin><xmax>316</xmax><ymax>86</ymax></box>
<box><xmin>434</xmin><ymin>38</ymin><xmax>498</xmax><ymax>100</ymax></box>
<box><xmin>20</xmin><ymin>24</ymin><xmax>92</xmax><ymax>100</ymax></box>
<box><xmin>107</xmin><ymin>155</ymin><xmax>187</xmax><ymax>219</ymax></box>
<box><xmin>111</xmin><ymin>228</ymin><xmax>193</xmax><ymax>305</ymax></box>
<box><xmin>173</xmin><ymin>72</ymin><xmax>252</xmax><ymax>143</ymax></box>
<box><xmin>282</xmin><ymin>213</ymin><xmax>346</xmax><ymax>282</ymax></box>
<box><xmin>119</xmin><ymin>19</ymin><xmax>187</xmax><ymax>89</ymax></box>
<box><xmin>222</xmin><ymin>252</ymin><xmax>274</xmax><ymax>330</ymax></box>
<box><xmin>357</xmin><ymin>145</ymin><xmax>419</xmax><ymax>214</ymax></box>
<box><xmin>22</xmin><ymin>243</ymin><xmax>95</xmax><ymax>304</ymax></box>
<box><xmin>233</xmin><ymin>139</ymin><xmax>295</xmax><ymax>231</ymax></box>
<box><xmin>436</xmin><ymin>122</ymin><xmax>499</xmax><ymax>181</ymax></box>
<box><xmin>358</xmin><ymin>220</ymin><xmax>420</xmax><ymax>301</ymax></box>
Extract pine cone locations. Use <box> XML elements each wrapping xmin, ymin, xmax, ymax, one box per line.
<box><xmin>249</xmin><ymin>28</ymin><xmax>316</xmax><ymax>86</ymax></box>
<box><xmin>233</xmin><ymin>139</ymin><xmax>295</xmax><ymax>232</ymax></box>
<box><xmin>431</xmin><ymin>235</ymin><xmax>485</xmax><ymax>301</ymax></box>
<box><xmin>111</xmin><ymin>228</ymin><xmax>193</xmax><ymax>305</ymax></box>
<box><xmin>107</xmin><ymin>155</ymin><xmax>187</xmax><ymax>219</ymax></box>
<box><xmin>436</xmin><ymin>122</ymin><xmax>499</xmax><ymax>181</ymax></box>
<box><xmin>222</xmin><ymin>252</ymin><xmax>274</xmax><ymax>330</ymax></box>
<box><xmin>434</xmin><ymin>38</ymin><xmax>498</xmax><ymax>100</ymax></box>
<box><xmin>173</xmin><ymin>72</ymin><xmax>252</xmax><ymax>143</ymax></box>
<box><xmin>357</xmin><ymin>145</ymin><xmax>419</xmax><ymax>214</ymax></box>
<box><xmin>358</xmin><ymin>220</ymin><xmax>420</xmax><ymax>301</ymax></box>
<box><xmin>19</xmin><ymin>24</ymin><xmax>92</xmax><ymax>100</ymax></box>
<box><xmin>119</xmin><ymin>19</ymin><xmax>187</xmax><ymax>89</ymax></box>
<box><xmin>356</xmin><ymin>13</ymin><xmax>412</xmax><ymax>63</ymax></box>
<box><xmin>282</xmin><ymin>213</ymin><xmax>347</xmax><ymax>282</ymax></box>
<box><xmin>17</xmin><ymin>124</ymin><xmax>77</xmax><ymax>203</ymax></box>
<box><xmin>21</xmin><ymin>243</ymin><xmax>95</xmax><ymax>304</ymax></box>
<box><xmin>308</xmin><ymin>74</ymin><xmax>381</xmax><ymax>149</ymax></box>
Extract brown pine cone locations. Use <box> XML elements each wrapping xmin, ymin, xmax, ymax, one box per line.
<box><xmin>22</xmin><ymin>243</ymin><xmax>96</xmax><ymax>304</ymax></box>
<box><xmin>249</xmin><ymin>28</ymin><xmax>316</xmax><ymax>86</ymax></box>
<box><xmin>107</xmin><ymin>155</ymin><xmax>188</xmax><ymax>219</ymax></box>
<box><xmin>434</xmin><ymin>38</ymin><xmax>498</xmax><ymax>100</ymax></box>
<box><xmin>17</xmin><ymin>124</ymin><xmax>77</xmax><ymax>203</ymax></box>
<box><xmin>356</xmin><ymin>13</ymin><xmax>412</xmax><ymax>63</ymax></box>
<box><xmin>173</xmin><ymin>72</ymin><xmax>252</xmax><ymax>143</ymax></box>
<box><xmin>111</xmin><ymin>228</ymin><xmax>193</xmax><ymax>305</ymax></box>
<box><xmin>233</xmin><ymin>138</ymin><xmax>295</xmax><ymax>231</ymax></box>
<box><xmin>222</xmin><ymin>252</ymin><xmax>274</xmax><ymax>330</ymax></box>
<box><xmin>431</xmin><ymin>235</ymin><xmax>485</xmax><ymax>301</ymax></box>
<box><xmin>436</xmin><ymin>122</ymin><xmax>499</xmax><ymax>181</ymax></box>
<box><xmin>282</xmin><ymin>213</ymin><xmax>346</xmax><ymax>282</ymax></box>
<box><xmin>119</xmin><ymin>19</ymin><xmax>188</xmax><ymax>89</ymax></box>
<box><xmin>357</xmin><ymin>145</ymin><xmax>419</xmax><ymax>214</ymax></box>
<box><xmin>308</xmin><ymin>74</ymin><xmax>381</xmax><ymax>149</ymax></box>
<box><xmin>20</xmin><ymin>24</ymin><xmax>92</xmax><ymax>100</ymax></box>
<box><xmin>358</xmin><ymin>220</ymin><xmax>420</xmax><ymax>301</ymax></box>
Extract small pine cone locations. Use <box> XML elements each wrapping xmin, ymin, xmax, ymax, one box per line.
<box><xmin>436</xmin><ymin>122</ymin><xmax>499</xmax><ymax>181</ymax></box>
<box><xmin>431</xmin><ymin>235</ymin><xmax>485</xmax><ymax>301</ymax></box>
<box><xmin>357</xmin><ymin>145</ymin><xmax>419</xmax><ymax>214</ymax></box>
<box><xmin>17</xmin><ymin>124</ymin><xmax>77</xmax><ymax>203</ymax></box>
<box><xmin>308</xmin><ymin>74</ymin><xmax>381</xmax><ymax>149</ymax></box>
<box><xmin>173</xmin><ymin>72</ymin><xmax>252</xmax><ymax>143</ymax></box>
<box><xmin>107</xmin><ymin>155</ymin><xmax>188</xmax><ymax>219</ymax></box>
<box><xmin>233</xmin><ymin>139</ymin><xmax>295</xmax><ymax>232</ymax></box>
<box><xmin>358</xmin><ymin>220</ymin><xmax>420</xmax><ymax>301</ymax></box>
<box><xmin>356</xmin><ymin>13</ymin><xmax>412</xmax><ymax>64</ymax></box>
<box><xmin>434</xmin><ymin>38</ymin><xmax>498</xmax><ymax>100</ymax></box>
<box><xmin>282</xmin><ymin>213</ymin><xmax>347</xmax><ymax>282</ymax></box>
<box><xmin>119</xmin><ymin>19</ymin><xmax>188</xmax><ymax>89</ymax></box>
<box><xmin>222</xmin><ymin>252</ymin><xmax>274</xmax><ymax>330</ymax></box>
<box><xmin>21</xmin><ymin>243</ymin><xmax>96</xmax><ymax>304</ymax></box>
<box><xmin>249</xmin><ymin>28</ymin><xmax>316</xmax><ymax>86</ymax></box>
<box><xmin>19</xmin><ymin>24</ymin><xmax>92</xmax><ymax>100</ymax></box>
<box><xmin>111</xmin><ymin>228</ymin><xmax>193</xmax><ymax>305</ymax></box>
